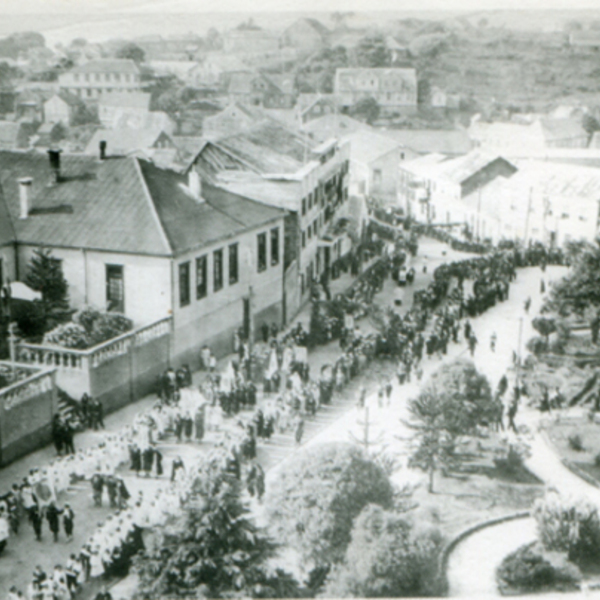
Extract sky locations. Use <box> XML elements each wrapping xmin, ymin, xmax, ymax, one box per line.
<box><xmin>2</xmin><ymin>0</ymin><xmax>600</xmax><ymax>13</ymax></box>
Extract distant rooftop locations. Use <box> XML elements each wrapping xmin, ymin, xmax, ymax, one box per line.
<box><xmin>70</xmin><ymin>59</ymin><xmax>140</xmax><ymax>75</ymax></box>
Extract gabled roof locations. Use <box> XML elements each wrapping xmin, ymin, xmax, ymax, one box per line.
<box><xmin>301</xmin><ymin>114</ymin><xmax>371</xmax><ymax>144</ymax></box>
<box><xmin>0</xmin><ymin>152</ymin><xmax>171</xmax><ymax>256</ymax></box>
<box><xmin>69</xmin><ymin>59</ymin><xmax>140</xmax><ymax>75</ymax></box>
<box><xmin>341</xmin><ymin>130</ymin><xmax>406</xmax><ymax>165</ymax></box>
<box><xmin>98</xmin><ymin>92</ymin><xmax>151</xmax><ymax>110</ymax></box>
<box><xmin>138</xmin><ymin>160</ymin><xmax>285</xmax><ymax>253</ymax></box>
<box><xmin>265</xmin><ymin>74</ymin><xmax>295</xmax><ymax>95</ymax></box>
<box><xmin>84</xmin><ymin>128</ymin><xmax>170</xmax><ymax>156</ymax></box>
<box><xmin>430</xmin><ymin>151</ymin><xmax>517</xmax><ymax>186</ymax></box>
<box><xmin>228</xmin><ymin>71</ymin><xmax>261</xmax><ymax>95</ymax></box>
<box><xmin>45</xmin><ymin>91</ymin><xmax>82</xmax><ymax>108</ymax></box>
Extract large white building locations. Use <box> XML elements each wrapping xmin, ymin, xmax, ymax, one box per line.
<box><xmin>58</xmin><ymin>59</ymin><xmax>142</xmax><ymax>99</ymax></box>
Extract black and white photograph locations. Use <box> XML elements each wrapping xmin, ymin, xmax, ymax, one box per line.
<box><xmin>1</xmin><ymin>0</ymin><xmax>600</xmax><ymax>597</ymax></box>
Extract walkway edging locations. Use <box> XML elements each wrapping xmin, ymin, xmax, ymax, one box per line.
<box><xmin>439</xmin><ymin>511</ymin><xmax>532</xmax><ymax>595</ymax></box>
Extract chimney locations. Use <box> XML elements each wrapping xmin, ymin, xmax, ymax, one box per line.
<box><xmin>47</xmin><ymin>148</ymin><xmax>62</xmax><ymax>183</ymax></box>
<box><xmin>188</xmin><ymin>169</ymin><xmax>202</xmax><ymax>199</ymax></box>
<box><xmin>18</xmin><ymin>177</ymin><xmax>33</xmax><ymax>219</ymax></box>
<box><xmin>99</xmin><ymin>140</ymin><xmax>107</xmax><ymax>160</ymax></box>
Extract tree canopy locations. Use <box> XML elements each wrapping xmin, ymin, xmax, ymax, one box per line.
<box><xmin>324</xmin><ymin>504</ymin><xmax>444</xmax><ymax>597</ymax></box>
<box><xmin>266</xmin><ymin>443</ymin><xmax>395</xmax><ymax>569</ymax></box>
<box><xmin>544</xmin><ymin>239</ymin><xmax>600</xmax><ymax>317</ymax></box>
<box><xmin>406</xmin><ymin>359</ymin><xmax>495</xmax><ymax>492</ymax></box>
<box><xmin>116</xmin><ymin>42</ymin><xmax>145</xmax><ymax>64</ymax></box>
<box><xmin>134</xmin><ymin>476</ymin><xmax>298</xmax><ymax>598</ymax></box>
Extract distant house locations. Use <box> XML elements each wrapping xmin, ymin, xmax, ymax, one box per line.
<box><xmin>58</xmin><ymin>59</ymin><xmax>142</xmax><ymax>100</ymax></box>
<box><xmin>0</xmin><ymin>121</ymin><xmax>39</xmax><ymax>150</ymax></box>
<box><xmin>202</xmin><ymin>102</ymin><xmax>267</xmax><ymax>140</ymax></box>
<box><xmin>281</xmin><ymin>18</ymin><xmax>329</xmax><ymax>52</ymax></box>
<box><xmin>227</xmin><ymin>72</ymin><xmax>295</xmax><ymax>109</ymax></box>
<box><xmin>148</xmin><ymin>60</ymin><xmax>197</xmax><ymax>81</ymax></box>
<box><xmin>32</xmin><ymin>122</ymin><xmax>65</xmax><ymax>148</ymax></box>
<box><xmin>188</xmin><ymin>53</ymin><xmax>248</xmax><ymax>87</ymax></box>
<box><xmin>469</xmin><ymin>116</ymin><xmax>589</xmax><ymax>153</ymax></box>
<box><xmin>43</xmin><ymin>92</ymin><xmax>82</xmax><ymax>125</ymax></box>
<box><xmin>341</xmin><ymin>129</ymin><xmax>417</xmax><ymax>204</ymax></box>
<box><xmin>334</xmin><ymin>68</ymin><xmax>418</xmax><ymax>113</ymax></box>
<box><xmin>296</xmin><ymin>94</ymin><xmax>336</xmax><ymax>124</ymax></box>
<box><xmin>98</xmin><ymin>92</ymin><xmax>151</xmax><ymax>129</ymax></box>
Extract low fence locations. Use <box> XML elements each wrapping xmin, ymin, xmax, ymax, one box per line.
<box><xmin>16</xmin><ymin>317</ymin><xmax>172</xmax><ymax>414</ymax></box>
<box><xmin>0</xmin><ymin>362</ymin><xmax>57</xmax><ymax>466</ymax></box>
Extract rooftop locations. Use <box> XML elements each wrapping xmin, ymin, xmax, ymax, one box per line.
<box><xmin>0</xmin><ymin>151</ymin><xmax>285</xmax><ymax>257</ymax></box>
<box><xmin>381</xmin><ymin>129</ymin><xmax>473</xmax><ymax>155</ymax></box>
<box><xmin>84</xmin><ymin>128</ymin><xmax>170</xmax><ymax>156</ymax></box>
<box><xmin>431</xmin><ymin>151</ymin><xmax>517</xmax><ymax>185</ymax></box>
<box><xmin>301</xmin><ymin>114</ymin><xmax>371</xmax><ymax>144</ymax></box>
<box><xmin>69</xmin><ymin>59</ymin><xmax>140</xmax><ymax>75</ymax></box>
<box><xmin>341</xmin><ymin>129</ymin><xmax>406</xmax><ymax>165</ymax></box>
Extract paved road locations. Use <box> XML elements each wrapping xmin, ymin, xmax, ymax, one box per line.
<box><xmin>447</xmin><ymin>516</ymin><xmax>538</xmax><ymax>597</ymax></box>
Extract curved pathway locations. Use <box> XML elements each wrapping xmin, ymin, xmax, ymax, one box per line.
<box><xmin>446</xmin><ymin>516</ymin><xmax>537</xmax><ymax>597</ymax></box>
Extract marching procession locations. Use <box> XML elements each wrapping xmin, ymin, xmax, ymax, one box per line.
<box><xmin>0</xmin><ymin>227</ymin><xmax>565</xmax><ymax>600</ymax></box>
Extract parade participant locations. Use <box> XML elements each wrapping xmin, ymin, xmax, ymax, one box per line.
<box><xmin>524</xmin><ymin>297</ymin><xmax>531</xmax><ymax>313</ymax></box>
<box><xmin>52</xmin><ymin>564</ymin><xmax>70</xmax><ymax>600</ymax></box>
<box><xmin>46</xmin><ymin>501</ymin><xmax>63</xmax><ymax>542</ymax></box>
<box><xmin>142</xmin><ymin>446</ymin><xmax>154</xmax><ymax>477</ymax></box>
<box><xmin>130</xmin><ymin>444</ymin><xmax>141</xmax><ymax>476</ymax></box>
<box><xmin>151</xmin><ymin>445</ymin><xmax>163</xmax><ymax>478</ymax></box>
<box><xmin>65</xmin><ymin>554</ymin><xmax>81</xmax><ymax>593</ymax></box>
<box><xmin>358</xmin><ymin>386</ymin><xmax>367</xmax><ymax>409</ymax></box>
<box><xmin>490</xmin><ymin>332</ymin><xmax>497</xmax><ymax>352</ymax></box>
<box><xmin>468</xmin><ymin>332</ymin><xmax>478</xmax><ymax>357</ymax></box>
<box><xmin>30</xmin><ymin>566</ymin><xmax>47</xmax><ymax>600</ymax></box>
<box><xmin>183</xmin><ymin>411</ymin><xmax>194</xmax><ymax>441</ymax></box>
<box><xmin>385</xmin><ymin>381</ymin><xmax>393</xmax><ymax>406</ymax></box>
<box><xmin>171</xmin><ymin>456</ymin><xmax>185</xmax><ymax>482</ymax></box>
<box><xmin>295</xmin><ymin>416</ymin><xmax>305</xmax><ymax>445</ymax></box>
<box><xmin>30</xmin><ymin>504</ymin><xmax>43</xmax><ymax>541</ymax></box>
<box><xmin>116</xmin><ymin>477</ymin><xmax>130</xmax><ymax>509</ymax></box>
<box><xmin>507</xmin><ymin>400</ymin><xmax>518</xmax><ymax>433</ymax></box>
<box><xmin>80</xmin><ymin>394</ymin><xmax>91</xmax><ymax>428</ymax></box>
<box><xmin>63</xmin><ymin>420</ymin><xmax>75</xmax><ymax>455</ymax></box>
<box><xmin>91</xmin><ymin>473</ymin><xmax>104</xmax><ymax>507</ymax></box>
<box><xmin>51</xmin><ymin>414</ymin><xmax>64</xmax><ymax>456</ymax></box>
<box><xmin>194</xmin><ymin>405</ymin><xmax>205</xmax><ymax>441</ymax></box>
<box><xmin>63</xmin><ymin>503</ymin><xmax>74</xmax><ymax>541</ymax></box>
<box><xmin>7</xmin><ymin>586</ymin><xmax>22</xmax><ymax>600</ymax></box>
<box><xmin>106</xmin><ymin>475</ymin><xmax>119</xmax><ymax>508</ymax></box>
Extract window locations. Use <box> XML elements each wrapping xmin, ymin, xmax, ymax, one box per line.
<box><xmin>179</xmin><ymin>262</ymin><xmax>190</xmax><ymax>306</ymax></box>
<box><xmin>270</xmin><ymin>227</ymin><xmax>279</xmax><ymax>266</ymax></box>
<box><xmin>257</xmin><ymin>232</ymin><xmax>267</xmax><ymax>272</ymax></box>
<box><xmin>308</xmin><ymin>192</ymin><xmax>313</xmax><ymax>210</ymax></box>
<box><xmin>229</xmin><ymin>243</ymin><xmax>239</xmax><ymax>284</ymax></box>
<box><xmin>106</xmin><ymin>264</ymin><xmax>124</xmax><ymax>313</ymax></box>
<box><xmin>213</xmin><ymin>249</ymin><xmax>223</xmax><ymax>292</ymax></box>
<box><xmin>302</xmin><ymin>198</ymin><xmax>306</xmax><ymax>216</ymax></box>
<box><xmin>308</xmin><ymin>224</ymin><xmax>312</xmax><ymax>240</ymax></box>
<box><xmin>373</xmin><ymin>169</ymin><xmax>382</xmax><ymax>188</ymax></box>
<box><xmin>302</xmin><ymin>231</ymin><xmax>306</xmax><ymax>248</ymax></box>
<box><xmin>196</xmin><ymin>255</ymin><xmax>207</xmax><ymax>299</ymax></box>
<box><xmin>115</xmin><ymin>74</ymin><xmax>121</xmax><ymax>82</ymax></box>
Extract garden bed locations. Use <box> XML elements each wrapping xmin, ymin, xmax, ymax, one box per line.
<box><xmin>545</xmin><ymin>418</ymin><xmax>600</xmax><ymax>486</ymax></box>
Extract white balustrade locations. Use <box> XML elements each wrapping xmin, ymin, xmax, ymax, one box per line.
<box><xmin>0</xmin><ymin>366</ymin><xmax>55</xmax><ymax>411</ymax></box>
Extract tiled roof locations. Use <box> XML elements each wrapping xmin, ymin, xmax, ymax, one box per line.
<box><xmin>70</xmin><ymin>59</ymin><xmax>140</xmax><ymax>75</ymax></box>
<box><xmin>0</xmin><ymin>151</ymin><xmax>171</xmax><ymax>256</ymax></box>
<box><xmin>138</xmin><ymin>160</ymin><xmax>285</xmax><ymax>253</ymax></box>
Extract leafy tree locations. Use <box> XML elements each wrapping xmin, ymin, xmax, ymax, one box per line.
<box><xmin>406</xmin><ymin>359</ymin><xmax>494</xmax><ymax>492</ymax></box>
<box><xmin>532</xmin><ymin>317</ymin><xmax>556</xmax><ymax>350</ymax></box>
<box><xmin>355</xmin><ymin>34</ymin><xmax>391</xmax><ymax>68</ymax></box>
<box><xmin>409</xmin><ymin>33</ymin><xmax>447</xmax><ymax>58</ymax></box>
<box><xmin>134</xmin><ymin>476</ymin><xmax>297</xmax><ymax>598</ymax></box>
<box><xmin>70</xmin><ymin>102</ymin><xmax>99</xmax><ymax>127</ymax></box>
<box><xmin>544</xmin><ymin>240</ymin><xmax>600</xmax><ymax>334</ymax></box>
<box><xmin>582</xmin><ymin>114</ymin><xmax>600</xmax><ymax>136</ymax></box>
<box><xmin>348</xmin><ymin>96</ymin><xmax>380</xmax><ymax>125</ymax></box>
<box><xmin>324</xmin><ymin>504</ymin><xmax>444</xmax><ymax>597</ymax></box>
<box><xmin>115</xmin><ymin>42</ymin><xmax>145</xmax><ymax>64</ymax></box>
<box><xmin>266</xmin><ymin>443</ymin><xmax>395</xmax><ymax>569</ymax></box>
<box><xmin>24</xmin><ymin>248</ymin><xmax>70</xmax><ymax>331</ymax></box>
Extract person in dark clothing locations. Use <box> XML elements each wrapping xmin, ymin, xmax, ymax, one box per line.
<box><xmin>255</xmin><ymin>462</ymin><xmax>265</xmax><ymax>501</ymax></box>
<box><xmin>171</xmin><ymin>456</ymin><xmax>185</xmax><ymax>482</ymax></box>
<box><xmin>94</xmin><ymin>399</ymin><xmax>105</xmax><ymax>429</ymax></box>
<box><xmin>51</xmin><ymin>414</ymin><xmax>64</xmax><ymax>455</ymax></box>
<box><xmin>62</xmin><ymin>421</ymin><xmax>75</xmax><ymax>455</ymax></box>
<box><xmin>174</xmin><ymin>414</ymin><xmax>183</xmax><ymax>442</ymax></box>
<box><xmin>91</xmin><ymin>473</ymin><xmax>104</xmax><ymax>507</ymax></box>
<box><xmin>142</xmin><ymin>446</ymin><xmax>154</xmax><ymax>477</ymax></box>
<box><xmin>63</xmin><ymin>503</ymin><xmax>74</xmax><ymax>541</ymax></box>
<box><xmin>80</xmin><ymin>393</ymin><xmax>91</xmax><ymax>428</ymax></box>
<box><xmin>183</xmin><ymin>412</ymin><xmax>193</xmax><ymax>441</ymax></box>
<box><xmin>116</xmin><ymin>477</ymin><xmax>130</xmax><ymax>509</ymax></box>
<box><xmin>105</xmin><ymin>476</ymin><xmax>118</xmax><ymax>508</ymax></box>
<box><xmin>94</xmin><ymin>587</ymin><xmax>113</xmax><ymax>600</ymax></box>
<box><xmin>130</xmin><ymin>444</ymin><xmax>141</xmax><ymax>476</ymax></box>
<box><xmin>30</xmin><ymin>505</ymin><xmax>42</xmax><ymax>541</ymax></box>
<box><xmin>46</xmin><ymin>502</ymin><xmax>62</xmax><ymax>542</ymax></box>
<box><xmin>152</xmin><ymin>446</ymin><xmax>163</xmax><ymax>477</ymax></box>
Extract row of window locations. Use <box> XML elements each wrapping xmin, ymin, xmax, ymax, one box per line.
<box><xmin>301</xmin><ymin>172</ymin><xmax>345</xmax><ymax>217</ymax></box>
<box><xmin>69</xmin><ymin>88</ymin><xmax>139</xmax><ymax>98</ymax></box>
<box><xmin>301</xmin><ymin>214</ymin><xmax>324</xmax><ymax>249</ymax></box>
<box><xmin>178</xmin><ymin>228</ymin><xmax>279</xmax><ymax>307</ymax></box>
<box><xmin>72</xmin><ymin>73</ymin><xmax>138</xmax><ymax>84</ymax></box>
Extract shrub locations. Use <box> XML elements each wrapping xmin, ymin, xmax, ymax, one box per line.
<box><xmin>73</xmin><ymin>307</ymin><xmax>133</xmax><ymax>345</ymax></box>
<box><xmin>526</xmin><ymin>336</ymin><xmax>547</xmax><ymax>356</ymax></box>
<box><xmin>534</xmin><ymin>492</ymin><xmax>600</xmax><ymax>564</ymax></box>
<box><xmin>494</xmin><ymin>444</ymin><xmax>525</xmax><ymax>475</ymax></box>
<box><xmin>496</xmin><ymin>543</ymin><xmax>581</xmax><ymax>593</ymax></box>
<box><xmin>568</xmin><ymin>434</ymin><xmax>584</xmax><ymax>452</ymax></box>
<box><xmin>43</xmin><ymin>323</ymin><xmax>88</xmax><ymax>349</ymax></box>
